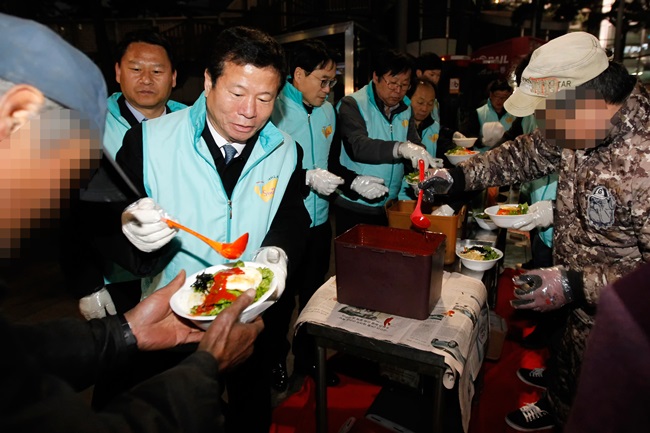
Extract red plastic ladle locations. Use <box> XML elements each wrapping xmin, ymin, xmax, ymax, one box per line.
<box><xmin>410</xmin><ymin>159</ymin><xmax>431</xmax><ymax>230</ymax></box>
<box><xmin>162</xmin><ymin>218</ymin><xmax>248</xmax><ymax>260</ymax></box>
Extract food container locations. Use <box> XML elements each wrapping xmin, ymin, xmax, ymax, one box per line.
<box><xmin>385</xmin><ymin>199</ymin><xmax>466</xmax><ymax>265</ymax></box>
<box><xmin>335</xmin><ymin>225</ymin><xmax>445</xmax><ymax>320</ymax></box>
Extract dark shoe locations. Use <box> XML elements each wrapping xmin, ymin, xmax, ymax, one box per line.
<box><xmin>270</xmin><ymin>362</ymin><xmax>288</xmax><ymax>392</ymax></box>
<box><xmin>517</xmin><ymin>367</ymin><xmax>547</xmax><ymax>390</ymax></box>
<box><xmin>505</xmin><ymin>398</ymin><xmax>554</xmax><ymax>431</ymax></box>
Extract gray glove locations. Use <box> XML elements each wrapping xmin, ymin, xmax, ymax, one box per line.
<box><xmin>79</xmin><ymin>288</ymin><xmax>117</xmax><ymax>320</ymax></box>
<box><xmin>397</xmin><ymin>141</ymin><xmax>438</xmax><ymax>170</ymax></box>
<box><xmin>253</xmin><ymin>247</ymin><xmax>288</xmax><ymax>298</ymax></box>
<box><xmin>306</xmin><ymin>168</ymin><xmax>344</xmax><ymax>196</ymax></box>
<box><xmin>512</xmin><ymin>201</ymin><xmax>553</xmax><ymax>231</ymax></box>
<box><xmin>511</xmin><ymin>267</ymin><xmax>573</xmax><ymax>312</ymax></box>
<box><xmin>122</xmin><ymin>198</ymin><xmax>177</xmax><ymax>253</ymax></box>
<box><xmin>350</xmin><ymin>175</ymin><xmax>389</xmax><ymax>200</ymax></box>
<box><xmin>418</xmin><ymin>169</ymin><xmax>454</xmax><ymax>202</ymax></box>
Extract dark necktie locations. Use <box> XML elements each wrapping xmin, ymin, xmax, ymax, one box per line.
<box><xmin>223</xmin><ymin>144</ymin><xmax>237</xmax><ymax>164</ymax></box>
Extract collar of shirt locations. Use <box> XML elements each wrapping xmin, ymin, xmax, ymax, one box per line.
<box><xmin>206</xmin><ymin>119</ymin><xmax>246</xmax><ymax>158</ymax></box>
<box><xmin>124</xmin><ymin>99</ymin><xmax>150</xmax><ymax>123</ymax></box>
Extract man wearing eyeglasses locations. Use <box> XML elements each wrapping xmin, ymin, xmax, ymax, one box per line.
<box><xmin>270</xmin><ymin>39</ymin><xmax>390</xmax><ymax>391</ymax></box>
<box><xmin>333</xmin><ymin>49</ymin><xmax>437</xmax><ymax>234</ymax></box>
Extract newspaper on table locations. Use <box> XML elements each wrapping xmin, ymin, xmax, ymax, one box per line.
<box><xmin>295</xmin><ymin>271</ymin><xmax>489</xmax><ymax>433</ymax></box>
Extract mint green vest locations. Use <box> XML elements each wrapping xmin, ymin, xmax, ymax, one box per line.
<box><xmin>338</xmin><ymin>83</ymin><xmax>411</xmax><ymax>207</ymax></box>
<box><xmin>140</xmin><ymin>93</ymin><xmax>297</xmax><ymax>296</ymax></box>
<box><xmin>476</xmin><ymin>100</ymin><xmax>515</xmax><ymax>152</ymax></box>
<box><xmin>103</xmin><ymin>92</ymin><xmax>186</xmax><ymax>159</ymax></box>
<box><xmin>272</xmin><ymin>81</ymin><xmax>335</xmax><ymax>227</ymax></box>
<box><xmin>102</xmin><ymin>92</ymin><xmax>186</xmax><ymax>286</ymax></box>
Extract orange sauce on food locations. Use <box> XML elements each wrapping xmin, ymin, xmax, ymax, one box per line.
<box><xmin>193</xmin><ymin>267</ymin><xmax>241</xmax><ymax>315</ymax></box>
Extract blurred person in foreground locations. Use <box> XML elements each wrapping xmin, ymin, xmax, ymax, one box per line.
<box><xmin>0</xmin><ymin>13</ymin><xmax>262</xmax><ymax>432</ymax></box>
<box><xmin>64</xmin><ymin>29</ymin><xmax>188</xmax><ymax>321</ymax></box>
<box><xmin>418</xmin><ymin>31</ymin><xmax>650</xmax><ymax>431</ymax></box>
<box><xmin>270</xmin><ymin>39</ymin><xmax>385</xmax><ymax>390</ymax></box>
<box><xmin>565</xmin><ymin>261</ymin><xmax>650</xmax><ymax>432</ymax></box>
<box><xmin>332</xmin><ymin>49</ymin><xmax>437</xmax><ymax>235</ymax></box>
<box><xmin>116</xmin><ymin>26</ymin><xmax>311</xmax><ymax>431</ymax></box>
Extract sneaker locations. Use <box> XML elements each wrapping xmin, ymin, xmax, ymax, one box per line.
<box><xmin>517</xmin><ymin>367</ymin><xmax>547</xmax><ymax>390</ymax></box>
<box><xmin>505</xmin><ymin>400</ymin><xmax>555</xmax><ymax>431</ymax></box>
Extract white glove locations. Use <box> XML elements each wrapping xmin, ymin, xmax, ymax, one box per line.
<box><xmin>253</xmin><ymin>247</ymin><xmax>288</xmax><ymax>298</ymax></box>
<box><xmin>79</xmin><ymin>288</ymin><xmax>117</xmax><ymax>320</ymax></box>
<box><xmin>397</xmin><ymin>141</ymin><xmax>438</xmax><ymax>170</ymax></box>
<box><xmin>306</xmin><ymin>168</ymin><xmax>344</xmax><ymax>196</ymax></box>
<box><xmin>512</xmin><ymin>201</ymin><xmax>554</xmax><ymax>231</ymax></box>
<box><xmin>122</xmin><ymin>198</ymin><xmax>177</xmax><ymax>253</ymax></box>
<box><xmin>350</xmin><ymin>175</ymin><xmax>389</xmax><ymax>200</ymax></box>
<box><xmin>453</xmin><ymin>131</ymin><xmax>466</xmax><ymax>140</ymax></box>
<box><xmin>482</xmin><ymin>122</ymin><xmax>506</xmax><ymax>148</ymax></box>
<box><xmin>511</xmin><ymin>267</ymin><xmax>573</xmax><ymax>312</ymax></box>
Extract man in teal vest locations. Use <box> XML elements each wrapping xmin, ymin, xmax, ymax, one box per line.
<box><xmin>463</xmin><ymin>79</ymin><xmax>516</xmax><ymax>152</ymax></box>
<box><xmin>333</xmin><ymin>49</ymin><xmax>437</xmax><ymax>234</ymax></box>
<box><xmin>69</xmin><ymin>30</ymin><xmax>187</xmax><ymax>322</ymax></box>
<box><xmin>116</xmin><ymin>27</ymin><xmax>310</xmax><ymax>433</ymax></box>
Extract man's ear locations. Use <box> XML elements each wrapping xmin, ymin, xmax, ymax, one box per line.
<box><xmin>0</xmin><ymin>84</ymin><xmax>45</xmax><ymax>141</ymax></box>
<box><xmin>203</xmin><ymin>69</ymin><xmax>213</xmax><ymax>95</ymax></box>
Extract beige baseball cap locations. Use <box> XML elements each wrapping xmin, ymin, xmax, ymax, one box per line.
<box><xmin>504</xmin><ymin>32</ymin><xmax>609</xmax><ymax>117</ymax></box>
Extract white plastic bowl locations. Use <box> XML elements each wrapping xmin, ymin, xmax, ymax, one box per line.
<box><xmin>456</xmin><ymin>246</ymin><xmax>503</xmax><ymax>271</ymax></box>
<box><xmin>453</xmin><ymin>137</ymin><xmax>478</xmax><ymax>148</ymax></box>
<box><xmin>170</xmin><ymin>261</ymin><xmax>277</xmax><ymax>329</ymax></box>
<box><xmin>484</xmin><ymin>205</ymin><xmax>530</xmax><ymax>229</ymax></box>
<box><xmin>474</xmin><ymin>215</ymin><xmax>498</xmax><ymax>231</ymax></box>
<box><xmin>445</xmin><ymin>151</ymin><xmax>478</xmax><ymax>166</ymax></box>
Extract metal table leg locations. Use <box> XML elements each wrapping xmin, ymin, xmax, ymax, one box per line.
<box><xmin>315</xmin><ymin>345</ymin><xmax>328</xmax><ymax>433</ymax></box>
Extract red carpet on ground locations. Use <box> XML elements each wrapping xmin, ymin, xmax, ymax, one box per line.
<box><xmin>271</xmin><ymin>268</ymin><xmax>551</xmax><ymax>433</ymax></box>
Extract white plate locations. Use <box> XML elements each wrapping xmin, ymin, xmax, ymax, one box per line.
<box><xmin>170</xmin><ymin>261</ymin><xmax>277</xmax><ymax>329</ymax></box>
<box><xmin>484</xmin><ymin>205</ymin><xmax>529</xmax><ymax>229</ymax></box>
<box><xmin>456</xmin><ymin>245</ymin><xmax>503</xmax><ymax>271</ymax></box>
<box><xmin>474</xmin><ymin>215</ymin><xmax>498</xmax><ymax>231</ymax></box>
<box><xmin>445</xmin><ymin>151</ymin><xmax>478</xmax><ymax>166</ymax></box>
<box><xmin>453</xmin><ymin>137</ymin><xmax>477</xmax><ymax>148</ymax></box>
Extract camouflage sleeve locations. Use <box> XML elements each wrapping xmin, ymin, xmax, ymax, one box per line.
<box><xmin>459</xmin><ymin>129</ymin><xmax>561</xmax><ymax>191</ymax></box>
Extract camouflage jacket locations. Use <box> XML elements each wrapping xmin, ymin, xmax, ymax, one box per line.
<box><xmin>459</xmin><ymin>84</ymin><xmax>650</xmax><ymax>307</ymax></box>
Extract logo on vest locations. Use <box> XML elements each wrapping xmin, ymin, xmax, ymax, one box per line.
<box><xmin>429</xmin><ymin>133</ymin><xmax>439</xmax><ymax>143</ymax></box>
<box><xmin>255</xmin><ymin>177</ymin><xmax>278</xmax><ymax>202</ymax></box>
<box><xmin>401</xmin><ymin>119</ymin><xmax>409</xmax><ymax>128</ymax></box>
<box><xmin>586</xmin><ymin>186</ymin><xmax>615</xmax><ymax>229</ymax></box>
<box><xmin>322</xmin><ymin>124</ymin><xmax>333</xmax><ymax>139</ymax></box>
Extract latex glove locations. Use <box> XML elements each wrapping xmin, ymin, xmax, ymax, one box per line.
<box><xmin>79</xmin><ymin>287</ymin><xmax>117</xmax><ymax>320</ymax></box>
<box><xmin>453</xmin><ymin>131</ymin><xmax>466</xmax><ymax>140</ymax></box>
<box><xmin>397</xmin><ymin>141</ymin><xmax>438</xmax><ymax>170</ymax></box>
<box><xmin>510</xmin><ymin>267</ymin><xmax>573</xmax><ymax>312</ymax></box>
<box><xmin>122</xmin><ymin>198</ymin><xmax>177</xmax><ymax>253</ymax></box>
<box><xmin>253</xmin><ymin>247</ymin><xmax>288</xmax><ymax>298</ymax></box>
<box><xmin>512</xmin><ymin>201</ymin><xmax>554</xmax><ymax>231</ymax></box>
<box><xmin>306</xmin><ymin>168</ymin><xmax>344</xmax><ymax>196</ymax></box>
<box><xmin>418</xmin><ymin>169</ymin><xmax>454</xmax><ymax>202</ymax></box>
<box><xmin>350</xmin><ymin>175</ymin><xmax>389</xmax><ymax>200</ymax></box>
<box><xmin>481</xmin><ymin>122</ymin><xmax>506</xmax><ymax>148</ymax></box>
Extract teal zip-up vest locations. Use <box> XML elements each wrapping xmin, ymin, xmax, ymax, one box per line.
<box><xmin>476</xmin><ymin>99</ymin><xmax>515</xmax><ymax>152</ymax></box>
<box><xmin>398</xmin><ymin>117</ymin><xmax>440</xmax><ymax>200</ymax></box>
<box><xmin>338</xmin><ymin>83</ymin><xmax>411</xmax><ymax>207</ymax></box>
<box><xmin>103</xmin><ymin>92</ymin><xmax>186</xmax><ymax>159</ymax></box>
<box><xmin>271</xmin><ymin>81</ymin><xmax>335</xmax><ymax>227</ymax></box>
<box><xmin>140</xmin><ymin>93</ymin><xmax>297</xmax><ymax>296</ymax></box>
<box><xmin>102</xmin><ymin>92</ymin><xmax>186</xmax><ymax>286</ymax></box>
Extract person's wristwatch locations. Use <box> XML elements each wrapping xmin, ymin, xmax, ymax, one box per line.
<box><xmin>117</xmin><ymin>314</ymin><xmax>138</xmax><ymax>352</ymax></box>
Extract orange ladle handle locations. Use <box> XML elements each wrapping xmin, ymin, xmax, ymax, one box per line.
<box><xmin>162</xmin><ymin>217</ymin><xmax>248</xmax><ymax>260</ymax></box>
